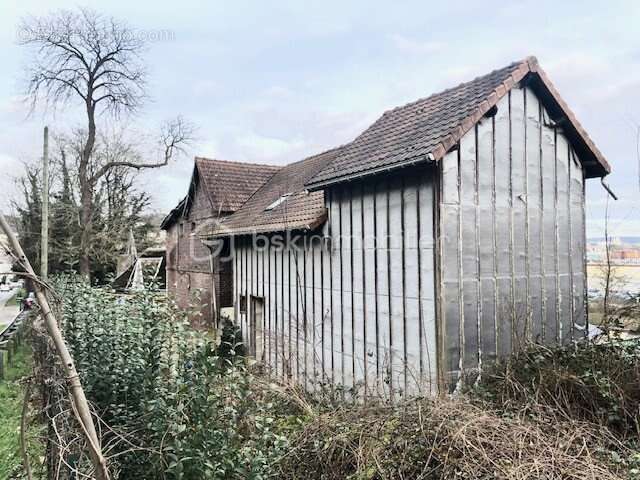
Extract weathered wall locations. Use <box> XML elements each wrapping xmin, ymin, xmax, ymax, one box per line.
<box><xmin>234</xmin><ymin>167</ymin><xmax>438</xmax><ymax>399</ymax></box>
<box><xmin>439</xmin><ymin>84</ymin><xmax>587</xmax><ymax>384</ymax></box>
<box><xmin>165</xmin><ymin>178</ymin><xmax>234</xmax><ymax>327</ymax></box>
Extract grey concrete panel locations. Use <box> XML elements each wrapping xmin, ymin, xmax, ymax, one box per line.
<box><xmin>496</xmin><ymin>277</ymin><xmax>513</xmax><ymax>357</ymax></box>
<box><xmin>443</xmin><ymin>280</ymin><xmax>462</xmax><ymax>379</ymax></box>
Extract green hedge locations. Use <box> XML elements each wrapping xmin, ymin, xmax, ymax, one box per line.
<box><xmin>49</xmin><ymin>276</ymin><xmax>290</xmax><ymax>479</ymax></box>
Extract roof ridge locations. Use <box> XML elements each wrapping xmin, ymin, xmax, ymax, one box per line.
<box><xmin>306</xmin><ymin>55</ymin><xmax>609</xmax><ymax>189</ymax></box>
<box><xmin>194</xmin><ymin>156</ymin><xmax>281</xmax><ymax>170</ymax></box>
<box><xmin>283</xmin><ymin>144</ymin><xmax>347</xmax><ymax>168</ymax></box>
<box><xmin>379</xmin><ymin>58</ymin><xmax>528</xmax><ymax>118</ymax></box>
<box><xmin>428</xmin><ymin>57</ymin><xmax>532</xmax><ymax>160</ymax></box>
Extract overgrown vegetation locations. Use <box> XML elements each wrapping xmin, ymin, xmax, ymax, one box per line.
<box><xmin>612</xmin><ymin>292</ymin><xmax>640</xmax><ymax>334</ymax></box>
<box><xmin>277</xmin><ymin>398</ymin><xmax>630</xmax><ymax>480</ymax></box>
<box><xmin>36</xmin><ymin>276</ymin><xmax>293</xmax><ymax>479</ymax></box>
<box><xmin>275</xmin><ymin>338</ymin><xmax>640</xmax><ymax>479</ymax></box>
<box><xmin>477</xmin><ymin>339</ymin><xmax>640</xmax><ymax>437</ymax></box>
<box><xmin>0</xmin><ymin>344</ymin><xmax>43</xmax><ymax>479</ymax></box>
<box><xmin>25</xmin><ymin>278</ymin><xmax>640</xmax><ymax>479</ymax></box>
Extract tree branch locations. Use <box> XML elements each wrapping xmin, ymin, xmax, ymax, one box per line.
<box><xmin>91</xmin><ymin>117</ymin><xmax>194</xmax><ymax>182</ymax></box>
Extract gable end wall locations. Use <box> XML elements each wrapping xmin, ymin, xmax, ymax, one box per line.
<box><xmin>166</xmin><ymin>178</ymin><xmax>234</xmax><ymax>328</ymax></box>
<box><xmin>438</xmin><ymin>84</ymin><xmax>587</xmax><ymax>385</ymax></box>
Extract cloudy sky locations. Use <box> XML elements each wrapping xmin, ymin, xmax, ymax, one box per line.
<box><xmin>0</xmin><ymin>0</ymin><xmax>638</xmax><ymax>238</ymax></box>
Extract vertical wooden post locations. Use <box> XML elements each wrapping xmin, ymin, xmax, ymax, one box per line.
<box><xmin>208</xmin><ymin>245</ymin><xmax>218</xmax><ymax>328</ymax></box>
<box><xmin>41</xmin><ymin>126</ymin><xmax>49</xmax><ymax>281</ymax></box>
<box><xmin>0</xmin><ymin>350</ymin><xmax>4</xmax><ymax>380</ymax></box>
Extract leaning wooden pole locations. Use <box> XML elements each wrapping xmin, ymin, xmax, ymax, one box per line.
<box><xmin>0</xmin><ymin>212</ymin><xmax>110</xmax><ymax>480</ymax></box>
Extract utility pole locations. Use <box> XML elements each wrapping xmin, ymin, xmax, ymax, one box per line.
<box><xmin>41</xmin><ymin>126</ymin><xmax>49</xmax><ymax>280</ymax></box>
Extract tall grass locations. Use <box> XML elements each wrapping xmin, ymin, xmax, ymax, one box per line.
<box><xmin>0</xmin><ymin>344</ymin><xmax>42</xmax><ymax>479</ymax></box>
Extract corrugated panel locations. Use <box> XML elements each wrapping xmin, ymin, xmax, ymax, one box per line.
<box><xmin>235</xmin><ymin>166</ymin><xmax>438</xmax><ymax>400</ymax></box>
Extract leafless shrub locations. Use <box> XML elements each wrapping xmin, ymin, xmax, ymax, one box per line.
<box><xmin>277</xmin><ymin>397</ymin><xmax>629</xmax><ymax>480</ymax></box>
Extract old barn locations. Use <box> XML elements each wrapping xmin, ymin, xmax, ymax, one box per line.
<box><xmin>161</xmin><ymin>158</ymin><xmax>279</xmax><ymax>326</ymax></box>
<box><xmin>169</xmin><ymin>57</ymin><xmax>611</xmax><ymax>397</ymax></box>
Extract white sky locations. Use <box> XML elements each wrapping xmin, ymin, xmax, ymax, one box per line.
<box><xmin>0</xmin><ymin>0</ymin><xmax>639</xmax><ymax>238</ymax></box>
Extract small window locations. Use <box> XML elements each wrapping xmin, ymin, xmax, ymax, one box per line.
<box><xmin>191</xmin><ymin>221</ymin><xmax>196</xmax><ymax>232</ymax></box>
<box><xmin>265</xmin><ymin>193</ymin><xmax>292</xmax><ymax>211</ymax></box>
<box><xmin>239</xmin><ymin>294</ymin><xmax>247</xmax><ymax>314</ymax></box>
<box><xmin>179</xmin><ymin>222</ymin><xmax>184</xmax><ymax>235</ymax></box>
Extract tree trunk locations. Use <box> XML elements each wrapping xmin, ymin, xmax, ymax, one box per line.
<box><xmin>79</xmin><ymin>102</ymin><xmax>97</xmax><ymax>279</ymax></box>
<box><xmin>79</xmin><ymin>187</ymin><xmax>92</xmax><ymax>279</ymax></box>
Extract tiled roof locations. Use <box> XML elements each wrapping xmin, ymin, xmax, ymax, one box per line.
<box><xmin>307</xmin><ymin>56</ymin><xmax>610</xmax><ymax>188</ymax></box>
<box><xmin>160</xmin><ymin>158</ymin><xmax>279</xmax><ymax>229</ymax></box>
<box><xmin>160</xmin><ymin>197</ymin><xmax>186</xmax><ymax>230</ymax></box>
<box><xmin>171</xmin><ymin>57</ymin><xmax>610</xmax><ymax>236</ymax></box>
<box><xmin>206</xmin><ymin>147</ymin><xmax>343</xmax><ymax>237</ymax></box>
<box><xmin>195</xmin><ymin>157</ymin><xmax>280</xmax><ymax>212</ymax></box>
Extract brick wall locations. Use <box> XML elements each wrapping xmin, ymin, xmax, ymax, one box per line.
<box><xmin>165</xmin><ymin>182</ymin><xmax>234</xmax><ymax>327</ymax></box>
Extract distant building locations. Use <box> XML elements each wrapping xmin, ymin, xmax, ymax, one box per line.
<box><xmin>585</xmin><ymin>241</ymin><xmax>640</xmax><ymax>265</ymax></box>
<box><xmin>612</xmin><ymin>248</ymin><xmax>640</xmax><ymax>264</ymax></box>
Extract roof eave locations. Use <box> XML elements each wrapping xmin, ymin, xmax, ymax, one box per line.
<box><xmin>306</xmin><ymin>155</ymin><xmax>435</xmax><ymax>191</ymax></box>
<box><xmin>305</xmin><ymin>56</ymin><xmax>611</xmax><ymax>190</ymax></box>
<box><xmin>160</xmin><ymin>197</ymin><xmax>187</xmax><ymax>230</ymax></box>
<box><xmin>203</xmin><ymin>210</ymin><xmax>328</xmax><ymax>239</ymax></box>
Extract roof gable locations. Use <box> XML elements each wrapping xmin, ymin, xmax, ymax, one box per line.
<box><xmin>307</xmin><ymin>56</ymin><xmax>610</xmax><ymax>189</ymax></box>
<box><xmin>160</xmin><ymin>158</ymin><xmax>279</xmax><ymax>230</ymax></box>
<box><xmin>207</xmin><ymin>147</ymin><xmax>343</xmax><ymax>237</ymax></box>
<box><xmin>195</xmin><ymin>157</ymin><xmax>280</xmax><ymax>212</ymax></box>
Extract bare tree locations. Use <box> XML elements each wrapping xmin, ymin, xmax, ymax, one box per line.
<box><xmin>19</xmin><ymin>8</ymin><xmax>193</xmax><ymax>278</ymax></box>
<box><xmin>602</xmin><ymin>196</ymin><xmax>613</xmax><ymax>324</ymax></box>
<box><xmin>13</xmin><ymin>128</ymin><xmax>173</xmax><ymax>281</ymax></box>
<box><xmin>599</xmin><ymin>196</ymin><xmax>626</xmax><ymax>336</ymax></box>
<box><xmin>0</xmin><ymin>213</ymin><xmax>111</xmax><ymax>480</ymax></box>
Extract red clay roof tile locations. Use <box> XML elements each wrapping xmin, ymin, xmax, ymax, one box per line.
<box><xmin>206</xmin><ymin>147</ymin><xmax>342</xmax><ymax>237</ymax></box>
<box><xmin>195</xmin><ymin>157</ymin><xmax>280</xmax><ymax>212</ymax></box>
